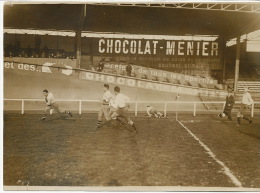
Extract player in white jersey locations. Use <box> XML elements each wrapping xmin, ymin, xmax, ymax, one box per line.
<box><xmin>110</xmin><ymin>86</ymin><xmax>137</xmax><ymax>133</ymax></box>
<box><xmin>41</xmin><ymin>89</ymin><xmax>72</xmax><ymax>120</ymax></box>
<box><xmin>237</xmin><ymin>87</ymin><xmax>254</xmax><ymax>126</ymax></box>
<box><xmin>96</xmin><ymin>84</ymin><xmax>114</xmax><ymax>128</ymax></box>
<box><xmin>146</xmin><ymin>106</ymin><xmax>163</xmax><ymax>118</ymax></box>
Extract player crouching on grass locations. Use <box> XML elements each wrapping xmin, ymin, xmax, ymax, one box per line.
<box><xmin>110</xmin><ymin>86</ymin><xmax>138</xmax><ymax>133</ymax></box>
<box><xmin>146</xmin><ymin>106</ymin><xmax>164</xmax><ymax>118</ymax></box>
<box><xmin>218</xmin><ymin>88</ymin><xmax>234</xmax><ymax>121</ymax></box>
<box><xmin>41</xmin><ymin>89</ymin><xmax>72</xmax><ymax>120</ymax></box>
<box><xmin>236</xmin><ymin>87</ymin><xmax>253</xmax><ymax>126</ymax></box>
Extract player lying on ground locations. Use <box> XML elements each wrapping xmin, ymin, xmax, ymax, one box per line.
<box><xmin>237</xmin><ymin>87</ymin><xmax>253</xmax><ymax>126</ymax></box>
<box><xmin>218</xmin><ymin>88</ymin><xmax>234</xmax><ymax>121</ymax></box>
<box><xmin>146</xmin><ymin>106</ymin><xmax>164</xmax><ymax>118</ymax></box>
<box><xmin>96</xmin><ymin>84</ymin><xmax>114</xmax><ymax>128</ymax></box>
<box><xmin>109</xmin><ymin>86</ymin><xmax>138</xmax><ymax>133</ymax></box>
<box><xmin>41</xmin><ymin>89</ymin><xmax>72</xmax><ymax>120</ymax></box>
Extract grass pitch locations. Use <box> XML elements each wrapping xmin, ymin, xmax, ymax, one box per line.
<box><xmin>3</xmin><ymin>112</ymin><xmax>260</xmax><ymax>189</ymax></box>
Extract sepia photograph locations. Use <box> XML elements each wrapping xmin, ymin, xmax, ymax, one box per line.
<box><xmin>2</xmin><ymin>1</ymin><xmax>260</xmax><ymax>191</ymax></box>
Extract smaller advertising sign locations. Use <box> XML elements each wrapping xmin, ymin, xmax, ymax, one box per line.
<box><xmin>4</xmin><ymin>61</ymin><xmax>74</xmax><ymax>77</ymax></box>
<box><xmin>102</xmin><ymin>62</ymin><xmax>217</xmax><ymax>85</ymax></box>
<box><xmin>80</xmin><ymin>71</ymin><xmax>226</xmax><ymax>97</ymax></box>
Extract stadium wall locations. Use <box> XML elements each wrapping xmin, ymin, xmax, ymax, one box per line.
<box><xmin>4</xmin><ymin>61</ymin><xmax>227</xmax><ymax>112</ymax></box>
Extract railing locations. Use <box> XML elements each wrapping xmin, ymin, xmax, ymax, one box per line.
<box><xmin>4</xmin><ymin>99</ymin><xmax>259</xmax><ymax>117</ymax></box>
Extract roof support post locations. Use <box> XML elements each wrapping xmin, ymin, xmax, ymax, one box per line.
<box><xmin>221</xmin><ymin>37</ymin><xmax>227</xmax><ymax>84</ymax></box>
<box><xmin>76</xmin><ymin>29</ymin><xmax>82</xmax><ymax>69</ymax></box>
<box><xmin>76</xmin><ymin>4</ymin><xmax>86</xmax><ymax>70</ymax></box>
<box><xmin>234</xmin><ymin>36</ymin><xmax>241</xmax><ymax>93</ymax></box>
<box><xmin>222</xmin><ymin>44</ymin><xmax>226</xmax><ymax>83</ymax></box>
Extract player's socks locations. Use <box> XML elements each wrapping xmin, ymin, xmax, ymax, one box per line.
<box><xmin>132</xmin><ymin>124</ymin><xmax>138</xmax><ymax>133</ymax></box>
<box><xmin>96</xmin><ymin>120</ymin><xmax>102</xmax><ymax>128</ymax></box>
<box><xmin>127</xmin><ymin>121</ymin><xmax>137</xmax><ymax>133</ymax></box>
<box><xmin>237</xmin><ymin>117</ymin><xmax>241</xmax><ymax>125</ymax></box>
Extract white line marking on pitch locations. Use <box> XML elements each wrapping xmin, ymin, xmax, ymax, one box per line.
<box><xmin>177</xmin><ymin>120</ymin><xmax>243</xmax><ymax>188</ymax></box>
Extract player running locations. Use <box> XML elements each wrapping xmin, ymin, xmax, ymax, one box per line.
<box><xmin>96</xmin><ymin>84</ymin><xmax>114</xmax><ymax>128</ymax></box>
<box><xmin>41</xmin><ymin>89</ymin><xmax>72</xmax><ymax>120</ymax></box>
<box><xmin>110</xmin><ymin>86</ymin><xmax>138</xmax><ymax>133</ymax></box>
<box><xmin>146</xmin><ymin>106</ymin><xmax>164</xmax><ymax>118</ymax></box>
<box><xmin>237</xmin><ymin>87</ymin><xmax>254</xmax><ymax>126</ymax></box>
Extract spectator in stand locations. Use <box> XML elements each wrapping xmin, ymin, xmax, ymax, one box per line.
<box><xmin>90</xmin><ymin>65</ymin><xmax>95</xmax><ymax>71</ymax></box>
<box><xmin>41</xmin><ymin>52</ymin><xmax>46</xmax><ymax>58</ymax></box>
<box><xmin>27</xmin><ymin>45</ymin><xmax>32</xmax><ymax>58</ymax></box>
<box><xmin>97</xmin><ymin>61</ymin><xmax>105</xmax><ymax>72</ymax></box>
<box><xmin>43</xmin><ymin>46</ymin><xmax>49</xmax><ymax>57</ymax></box>
<box><xmin>126</xmin><ymin>63</ymin><xmax>133</xmax><ymax>76</ymax></box>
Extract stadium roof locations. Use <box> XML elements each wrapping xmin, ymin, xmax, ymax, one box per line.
<box><xmin>4</xmin><ymin>3</ymin><xmax>260</xmax><ymax>40</ymax></box>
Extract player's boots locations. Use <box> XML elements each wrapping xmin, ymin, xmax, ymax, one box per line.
<box><xmin>96</xmin><ymin>121</ymin><xmax>102</xmax><ymax>129</ymax></box>
<box><xmin>237</xmin><ymin>117</ymin><xmax>241</xmax><ymax>126</ymax></box>
<box><xmin>132</xmin><ymin>124</ymin><xmax>138</xmax><ymax>133</ymax></box>
<box><xmin>40</xmin><ymin>116</ymin><xmax>46</xmax><ymax>121</ymax></box>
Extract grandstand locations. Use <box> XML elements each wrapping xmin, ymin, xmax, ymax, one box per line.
<box><xmin>4</xmin><ymin>3</ymin><xmax>260</xmax><ymax>101</ymax></box>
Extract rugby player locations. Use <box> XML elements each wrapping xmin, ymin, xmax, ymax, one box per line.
<box><xmin>237</xmin><ymin>87</ymin><xmax>254</xmax><ymax>126</ymax></box>
<box><xmin>110</xmin><ymin>86</ymin><xmax>138</xmax><ymax>133</ymax></box>
<box><xmin>96</xmin><ymin>84</ymin><xmax>114</xmax><ymax>128</ymax></box>
<box><xmin>146</xmin><ymin>106</ymin><xmax>164</xmax><ymax>118</ymax></box>
<box><xmin>41</xmin><ymin>89</ymin><xmax>72</xmax><ymax>120</ymax></box>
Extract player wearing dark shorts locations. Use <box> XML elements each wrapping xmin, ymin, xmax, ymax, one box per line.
<box><xmin>110</xmin><ymin>86</ymin><xmax>137</xmax><ymax>133</ymax></box>
<box><xmin>218</xmin><ymin>89</ymin><xmax>234</xmax><ymax>121</ymax></box>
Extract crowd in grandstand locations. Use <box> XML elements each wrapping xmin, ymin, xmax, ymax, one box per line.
<box><xmin>4</xmin><ymin>45</ymin><xmax>76</xmax><ymax>59</ymax></box>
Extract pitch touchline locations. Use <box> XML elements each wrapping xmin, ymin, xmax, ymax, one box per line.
<box><xmin>177</xmin><ymin>120</ymin><xmax>242</xmax><ymax>188</ymax></box>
